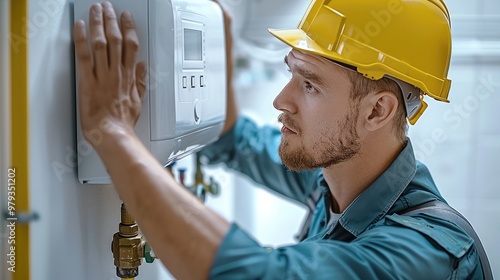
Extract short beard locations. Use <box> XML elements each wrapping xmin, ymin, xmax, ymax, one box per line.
<box><xmin>278</xmin><ymin>106</ymin><xmax>361</xmax><ymax>171</ymax></box>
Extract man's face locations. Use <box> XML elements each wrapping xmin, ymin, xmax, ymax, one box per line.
<box><xmin>274</xmin><ymin>50</ymin><xmax>361</xmax><ymax>171</ymax></box>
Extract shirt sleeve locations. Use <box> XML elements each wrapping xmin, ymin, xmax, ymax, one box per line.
<box><xmin>198</xmin><ymin>116</ymin><xmax>319</xmax><ymax>206</ymax></box>
<box><xmin>209</xmin><ymin>221</ymin><xmax>478</xmax><ymax>279</ymax></box>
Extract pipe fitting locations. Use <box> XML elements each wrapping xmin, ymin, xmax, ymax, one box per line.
<box><xmin>111</xmin><ymin>204</ymin><xmax>145</xmax><ymax>279</ymax></box>
<box><xmin>121</xmin><ymin>204</ymin><xmax>136</xmax><ymax>225</ymax></box>
<box><xmin>111</xmin><ymin>232</ymin><xmax>144</xmax><ymax>269</ymax></box>
<box><xmin>119</xmin><ymin>223</ymin><xmax>139</xmax><ymax>237</ymax></box>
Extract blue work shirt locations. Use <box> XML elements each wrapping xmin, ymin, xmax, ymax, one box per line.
<box><xmin>199</xmin><ymin>116</ymin><xmax>482</xmax><ymax>279</ymax></box>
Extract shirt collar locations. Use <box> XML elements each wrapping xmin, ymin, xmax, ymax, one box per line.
<box><xmin>320</xmin><ymin>140</ymin><xmax>417</xmax><ymax>237</ymax></box>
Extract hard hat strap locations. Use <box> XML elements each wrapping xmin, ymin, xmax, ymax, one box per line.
<box><xmin>386</xmin><ymin>76</ymin><xmax>424</xmax><ymax>122</ymax></box>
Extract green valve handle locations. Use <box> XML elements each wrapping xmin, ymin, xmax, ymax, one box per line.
<box><xmin>144</xmin><ymin>242</ymin><xmax>155</xmax><ymax>263</ymax></box>
<box><xmin>208</xmin><ymin>177</ymin><xmax>220</xmax><ymax>196</ymax></box>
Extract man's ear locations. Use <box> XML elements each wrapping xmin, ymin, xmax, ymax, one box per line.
<box><xmin>361</xmin><ymin>91</ymin><xmax>399</xmax><ymax>132</ymax></box>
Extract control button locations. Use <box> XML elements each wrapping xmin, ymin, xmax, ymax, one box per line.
<box><xmin>182</xmin><ymin>76</ymin><xmax>187</xmax><ymax>89</ymax></box>
<box><xmin>191</xmin><ymin>76</ymin><xmax>196</xmax><ymax>88</ymax></box>
<box><xmin>194</xmin><ymin>99</ymin><xmax>201</xmax><ymax>124</ymax></box>
<box><xmin>200</xmin><ymin>75</ymin><xmax>205</xmax><ymax>87</ymax></box>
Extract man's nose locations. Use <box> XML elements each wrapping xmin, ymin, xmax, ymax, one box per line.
<box><xmin>273</xmin><ymin>81</ymin><xmax>297</xmax><ymax>114</ymax></box>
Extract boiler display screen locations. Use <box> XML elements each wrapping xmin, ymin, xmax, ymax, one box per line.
<box><xmin>184</xmin><ymin>29</ymin><xmax>203</xmax><ymax>61</ymax></box>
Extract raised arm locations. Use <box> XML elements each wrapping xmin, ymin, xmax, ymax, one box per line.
<box><xmin>218</xmin><ymin>1</ymin><xmax>238</xmax><ymax>135</ymax></box>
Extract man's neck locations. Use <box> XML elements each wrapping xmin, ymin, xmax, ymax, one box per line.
<box><xmin>322</xmin><ymin>136</ymin><xmax>404</xmax><ymax>213</ymax></box>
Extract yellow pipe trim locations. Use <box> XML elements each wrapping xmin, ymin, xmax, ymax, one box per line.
<box><xmin>122</xmin><ymin>278</ymin><xmax>135</xmax><ymax>280</ymax></box>
<box><xmin>10</xmin><ymin>0</ymin><xmax>30</xmax><ymax>280</ymax></box>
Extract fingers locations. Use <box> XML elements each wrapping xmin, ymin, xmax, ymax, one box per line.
<box><xmin>120</xmin><ymin>11</ymin><xmax>140</xmax><ymax>71</ymax></box>
<box><xmin>102</xmin><ymin>2</ymin><xmax>122</xmax><ymax>70</ymax></box>
<box><xmin>89</xmin><ymin>3</ymin><xmax>108</xmax><ymax>78</ymax></box>
<box><xmin>135</xmin><ymin>62</ymin><xmax>147</xmax><ymax>100</ymax></box>
<box><xmin>73</xmin><ymin>20</ymin><xmax>94</xmax><ymax>81</ymax></box>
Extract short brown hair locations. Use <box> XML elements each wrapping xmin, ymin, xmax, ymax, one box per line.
<box><xmin>344</xmin><ymin>70</ymin><xmax>408</xmax><ymax>144</ymax></box>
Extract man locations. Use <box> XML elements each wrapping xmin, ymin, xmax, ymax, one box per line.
<box><xmin>74</xmin><ymin>0</ymin><xmax>483</xmax><ymax>279</ymax></box>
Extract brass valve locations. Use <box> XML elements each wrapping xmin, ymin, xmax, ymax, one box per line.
<box><xmin>174</xmin><ymin>153</ymin><xmax>221</xmax><ymax>203</ymax></box>
<box><xmin>111</xmin><ymin>204</ymin><xmax>145</xmax><ymax>279</ymax></box>
<box><xmin>194</xmin><ymin>153</ymin><xmax>220</xmax><ymax>197</ymax></box>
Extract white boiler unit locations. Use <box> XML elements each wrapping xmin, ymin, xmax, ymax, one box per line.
<box><xmin>73</xmin><ymin>0</ymin><xmax>227</xmax><ymax>184</ymax></box>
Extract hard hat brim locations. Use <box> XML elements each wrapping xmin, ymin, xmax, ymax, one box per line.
<box><xmin>268</xmin><ymin>28</ymin><xmax>355</xmax><ymax>72</ymax></box>
<box><xmin>268</xmin><ymin>28</ymin><xmax>451</xmax><ymax>105</ymax></box>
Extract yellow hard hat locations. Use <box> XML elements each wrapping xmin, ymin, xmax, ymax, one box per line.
<box><xmin>269</xmin><ymin>0</ymin><xmax>452</xmax><ymax>124</ymax></box>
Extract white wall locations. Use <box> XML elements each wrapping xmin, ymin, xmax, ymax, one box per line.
<box><xmin>28</xmin><ymin>0</ymin><xmax>165</xmax><ymax>279</ymax></box>
<box><xmin>26</xmin><ymin>1</ymin><xmax>235</xmax><ymax>279</ymax></box>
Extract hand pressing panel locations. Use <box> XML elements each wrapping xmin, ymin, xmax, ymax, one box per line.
<box><xmin>73</xmin><ymin>1</ymin><xmax>146</xmax><ymax>147</ymax></box>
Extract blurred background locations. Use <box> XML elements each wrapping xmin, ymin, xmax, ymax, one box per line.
<box><xmin>0</xmin><ymin>0</ymin><xmax>499</xmax><ymax>279</ymax></box>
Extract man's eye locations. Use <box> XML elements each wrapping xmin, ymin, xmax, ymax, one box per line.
<box><xmin>304</xmin><ymin>82</ymin><xmax>316</xmax><ymax>94</ymax></box>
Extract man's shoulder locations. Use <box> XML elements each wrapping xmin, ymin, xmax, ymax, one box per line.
<box><xmin>382</xmin><ymin>209</ymin><xmax>474</xmax><ymax>259</ymax></box>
